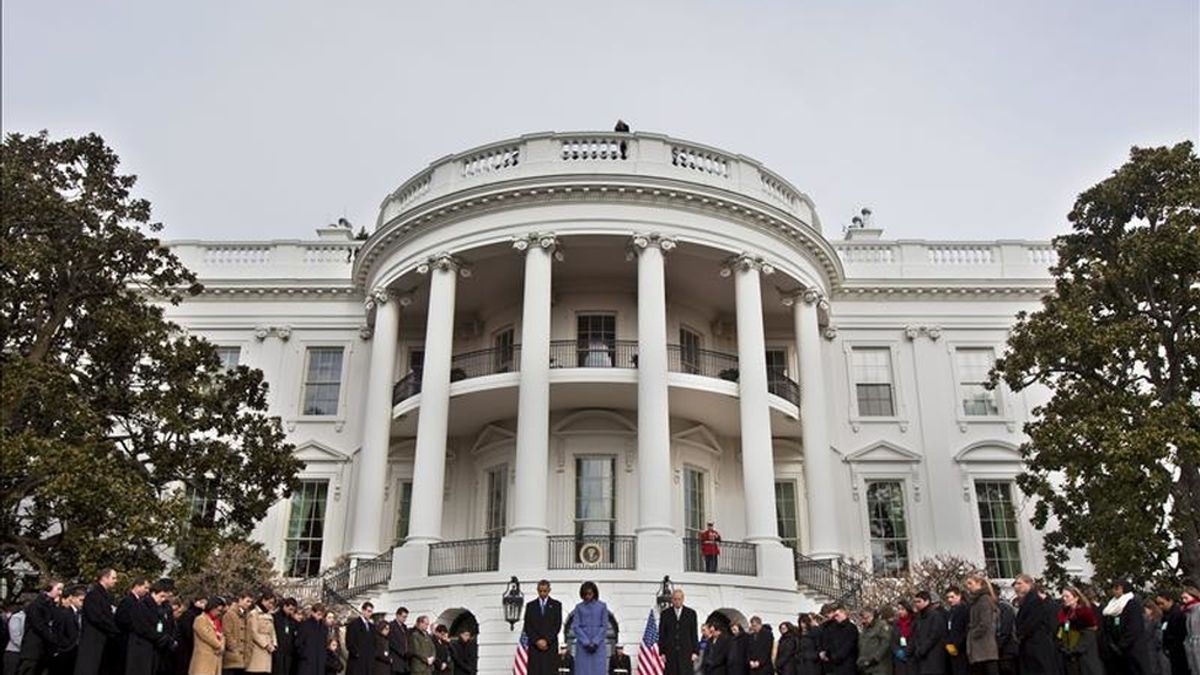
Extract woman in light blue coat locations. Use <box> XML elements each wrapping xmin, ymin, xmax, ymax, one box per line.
<box><xmin>572</xmin><ymin>582</ymin><xmax>608</xmax><ymax>675</ymax></box>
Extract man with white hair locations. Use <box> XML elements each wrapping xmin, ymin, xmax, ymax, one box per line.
<box><xmin>659</xmin><ymin>588</ymin><xmax>699</xmax><ymax>675</ymax></box>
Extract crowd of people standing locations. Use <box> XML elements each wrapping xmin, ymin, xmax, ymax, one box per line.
<box><xmin>683</xmin><ymin>575</ymin><xmax>1200</xmax><ymax>675</ymax></box>
<box><xmin>1</xmin><ymin>570</ymin><xmax>477</xmax><ymax>675</ymax></box>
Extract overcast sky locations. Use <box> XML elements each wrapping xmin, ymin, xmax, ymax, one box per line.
<box><xmin>3</xmin><ymin>1</ymin><xmax>1197</xmax><ymax>242</ymax></box>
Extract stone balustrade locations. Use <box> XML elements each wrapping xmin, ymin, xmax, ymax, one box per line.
<box><xmin>375</xmin><ymin>131</ymin><xmax>819</xmax><ymax>229</ymax></box>
<box><xmin>832</xmin><ymin>240</ymin><xmax>1058</xmax><ymax>279</ymax></box>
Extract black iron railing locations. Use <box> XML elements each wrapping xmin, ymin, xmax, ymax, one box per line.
<box><xmin>428</xmin><ymin>537</ymin><xmax>501</xmax><ymax>576</ymax></box>
<box><xmin>392</xmin><ymin>371</ymin><xmax>421</xmax><ymax>404</ymax></box>
<box><xmin>794</xmin><ymin>552</ymin><xmax>869</xmax><ymax>607</ymax></box>
<box><xmin>682</xmin><ymin>538</ymin><xmax>758</xmax><ymax>576</ymax></box>
<box><xmin>666</xmin><ymin>345</ymin><xmax>740</xmax><ymax>380</ymax></box>
<box><xmin>316</xmin><ymin>549</ymin><xmax>393</xmax><ymax>612</ymax></box>
<box><xmin>768</xmin><ymin>374</ymin><xmax>801</xmax><ymax>406</ymax></box>
<box><xmin>548</xmin><ymin>535</ymin><xmax>637</xmax><ymax>570</ymax></box>
<box><xmin>549</xmin><ymin>340</ymin><xmax>638</xmax><ymax>369</ymax></box>
<box><xmin>450</xmin><ymin>346</ymin><xmax>521</xmax><ymax>380</ymax></box>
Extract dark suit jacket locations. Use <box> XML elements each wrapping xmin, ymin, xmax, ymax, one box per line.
<box><xmin>389</xmin><ymin>621</ymin><xmax>411</xmax><ymax>673</ymax></box>
<box><xmin>19</xmin><ymin>592</ymin><xmax>58</xmax><ymax>662</ymax></box>
<box><xmin>522</xmin><ymin>597</ymin><xmax>563</xmax><ymax>675</ymax></box>
<box><xmin>659</xmin><ymin>606</ymin><xmax>699</xmax><ymax>675</ymax></box>
<box><xmin>914</xmin><ymin>607</ymin><xmax>949</xmax><ymax>675</ymax></box>
<box><xmin>450</xmin><ymin>639</ymin><xmax>477</xmax><ymax>675</ymax></box>
<box><xmin>946</xmin><ymin>604</ymin><xmax>968</xmax><ymax>651</ymax></box>
<box><xmin>347</xmin><ymin>617</ymin><xmax>377</xmax><ymax>675</ymax></box>
<box><xmin>273</xmin><ymin>610</ymin><xmax>297</xmax><ymax>675</ymax></box>
<box><xmin>608</xmin><ymin>652</ymin><xmax>632</xmax><ymax>675</ymax></box>
<box><xmin>705</xmin><ymin>634</ymin><xmax>731</xmax><ymax>675</ymax></box>
<box><xmin>1015</xmin><ymin>593</ymin><xmax>1057</xmax><ymax>675</ymax></box>
<box><xmin>749</xmin><ymin>627</ymin><xmax>775</xmax><ymax>673</ymax></box>
<box><xmin>818</xmin><ymin>620</ymin><xmax>858</xmax><ymax>675</ymax></box>
<box><xmin>126</xmin><ymin>595</ymin><xmax>170</xmax><ymax>675</ymax></box>
<box><xmin>77</xmin><ymin>584</ymin><xmax>118</xmax><ymax>675</ymax></box>
<box><xmin>295</xmin><ymin>617</ymin><xmax>329</xmax><ymax>675</ymax></box>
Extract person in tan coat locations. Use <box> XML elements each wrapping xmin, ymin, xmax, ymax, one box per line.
<box><xmin>190</xmin><ymin>597</ymin><xmax>227</xmax><ymax>675</ymax></box>
<box><xmin>223</xmin><ymin>592</ymin><xmax>255</xmax><ymax>673</ymax></box>
<box><xmin>246</xmin><ymin>594</ymin><xmax>279</xmax><ymax>674</ymax></box>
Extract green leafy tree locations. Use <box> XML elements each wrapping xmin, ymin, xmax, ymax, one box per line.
<box><xmin>0</xmin><ymin>131</ymin><xmax>301</xmax><ymax>595</ymax></box>
<box><xmin>994</xmin><ymin>141</ymin><xmax>1200</xmax><ymax>585</ymax></box>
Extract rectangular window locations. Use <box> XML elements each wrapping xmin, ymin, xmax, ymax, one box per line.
<box><xmin>409</xmin><ymin>349</ymin><xmax>425</xmax><ymax>374</ymax></box>
<box><xmin>975</xmin><ymin>480</ymin><xmax>1023</xmax><ymax>579</ymax></box>
<box><xmin>766</xmin><ymin>348</ymin><xmax>788</xmax><ymax>380</ymax></box>
<box><xmin>576</xmin><ymin>314</ymin><xmax>616</xmax><ymax>367</ymax></box>
<box><xmin>485</xmin><ymin>465</ymin><xmax>508</xmax><ymax>539</ymax></box>
<box><xmin>215</xmin><ymin>346</ymin><xmax>241</xmax><ymax>370</ymax></box>
<box><xmin>957</xmin><ymin>348</ymin><xmax>1000</xmax><ymax>416</ymax></box>
<box><xmin>852</xmin><ymin>347</ymin><xmax>896</xmax><ymax>416</ymax></box>
<box><xmin>679</xmin><ymin>328</ymin><xmax>702</xmax><ymax>375</ymax></box>
<box><xmin>493</xmin><ymin>328</ymin><xmax>515</xmax><ymax>373</ymax></box>
<box><xmin>301</xmin><ymin>347</ymin><xmax>344</xmax><ymax>416</ymax></box>
<box><xmin>394</xmin><ymin>480</ymin><xmax>413</xmax><ymax>544</ymax></box>
<box><xmin>866</xmin><ymin>480</ymin><xmax>910</xmax><ymax>576</ymax></box>
<box><xmin>285</xmin><ymin>480</ymin><xmax>329</xmax><ymax>578</ymax></box>
<box><xmin>574</xmin><ymin>456</ymin><xmax>616</xmax><ymax>539</ymax></box>
<box><xmin>683</xmin><ymin>467</ymin><xmax>706</xmax><ymax>539</ymax></box>
<box><xmin>775</xmin><ymin>481</ymin><xmax>800</xmax><ymax>550</ymax></box>
<box><xmin>185</xmin><ymin>481</ymin><xmax>217</xmax><ymax>528</ymax></box>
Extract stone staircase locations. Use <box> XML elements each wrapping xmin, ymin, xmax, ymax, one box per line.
<box><xmin>276</xmin><ymin>549</ymin><xmax>393</xmax><ymax>614</ymax></box>
<box><xmin>792</xmin><ymin>550</ymin><xmax>871</xmax><ymax>608</ymax></box>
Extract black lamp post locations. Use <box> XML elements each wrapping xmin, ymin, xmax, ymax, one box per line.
<box><xmin>502</xmin><ymin>576</ymin><xmax>525</xmax><ymax>630</ymax></box>
<box><xmin>656</xmin><ymin>575</ymin><xmax>674</xmax><ymax>612</ymax></box>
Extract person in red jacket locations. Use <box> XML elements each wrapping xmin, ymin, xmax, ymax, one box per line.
<box><xmin>699</xmin><ymin>523</ymin><xmax>722</xmax><ymax>573</ymax></box>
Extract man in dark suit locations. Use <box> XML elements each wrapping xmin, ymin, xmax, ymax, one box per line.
<box><xmin>944</xmin><ymin>588</ymin><xmax>969</xmax><ymax>675</ymax></box>
<box><xmin>112</xmin><ymin>577</ymin><xmax>149</xmax><ymax>674</ymax></box>
<box><xmin>346</xmin><ymin>601</ymin><xmax>377</xmax><ymax>675</ymax></box>
<box><xmin>75</xmin><ymin>569</ymin><xmax>120</xmax><ymax>675</ymax></box>
<box><xmin>389</xmin><ymin>607</ymin><xmax>411</xmax><ymax>674</ymax></box>
<box><xmin>16</xmin><ymin>580</ymin><xmax>63</xmax><ymax>675</ymax></box>
<box><xmin>272</xmin><ymin>597</ymin><xmax>297</xmax><ymax>675</ymax></box>
<box><xmin>703</xmin><ymin>622</ymin><xmax>730</xmax><ymax>675</ymax></box>
<box><xmin>125</xmin><ymin>581</ymin><xmax>174</xmax><ymax>675</ymax></box>
<box><xmin>522</xmin><ymin>580</ymin><xmax>562</xmax><ymax>675</ymax></box>
<box><xmin>746</xmin><ymin>617</ymin><xmax>774</xmax><ymax>675</ymax></box>
<box><xmin>913</xmin><ymin>591</ymin><xmax>948</xmax><ymax>675</ymax></box>
<box><xmin>50</xmin><ymin>585</ymin><xmax>84</xmax><ymax>675</ymax></box>
<box><xmin>658</xmin><ymin>589</ymin><xmax>699</xmax><ymax>675</ymax></box>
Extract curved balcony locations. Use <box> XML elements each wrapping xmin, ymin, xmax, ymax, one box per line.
<box><xmin>392</xmin><ymin>344</ymin><xmax>801</xmax><ymax>407</ymax></box>
<box><xmin>375</xmin><ymin>132</ymin><xmax>817</xmax><ymax>231</ymax></box>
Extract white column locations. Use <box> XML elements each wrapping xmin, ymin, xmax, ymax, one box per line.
<box><xmin>632</xmin><ymin>233</ymin><xmax>676</xmax><ymax>538</ymax></box>
<box><xmin>509</xmin><ymin>234</ymin><xmax>556</xmax><ymax>537</ymax></box>
<box><xmin>404</xmin><ymin>254</ymin><xmax>461</xmax><ymax>546</ymax></box>
<box><xmin>728</xmin><ymin>254</ymin><xmax>780</xmax><ymax>544</ymax></box>
<box><xmin>347</xmin><ymin>289</ymin><xmax>402</xmax><ymax>559</ymax></box>
<box><xmin>790</xmin><ymin>290</ymin><xmax>840</xmax><ymax>558</ymax></box>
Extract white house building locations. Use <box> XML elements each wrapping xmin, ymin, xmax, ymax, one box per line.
<box><xmin>165</xmin><ymin>130</ymin><xmax>1066</xmax><ymax>672</ymax></box>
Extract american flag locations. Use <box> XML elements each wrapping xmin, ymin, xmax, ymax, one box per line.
<box><xmin>513</xmin><ymin>631</ymin><xmax>529</xmax><ymax>675</ymax></box>
<box><xmin>636</xmin><ymin>609</ymin><xmax>665</xmax><ymax>675</ymax></box>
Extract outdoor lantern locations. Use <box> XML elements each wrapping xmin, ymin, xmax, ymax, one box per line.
<box><xmin>656</xmin><ymin>575</ymin><xmax>674</xmax><ymax>612</ymax></box>
<box><xmin>502</xmin><ymin>576</ymin><xmax>524</xmax><ymax>630</ymax></box>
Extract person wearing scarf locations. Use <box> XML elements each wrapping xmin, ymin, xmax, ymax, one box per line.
<box><xmin>1102</xmin><ymin>580</ymin><xmax>1153</xmax><ymax>675</ymax></box>
<box><xmin>1179</xmin><ymin>587</ymin><xmax>1199</xmax><ymax>675</ymax></box>
<box><xmin>1057</xmin><ymin>587</ymin><xmax>1103</xmax><ymax>675</ymax></box>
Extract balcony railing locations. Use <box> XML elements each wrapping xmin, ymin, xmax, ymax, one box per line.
<box><xmin>548</xmin><ymin>535</ymin><xmax>637</xmax><ymax>570</ymax></box>
<box><xmin>549</xmin><ymin>340</ymin><xmax>638</xmax><ymax>369</ymax></box>
<box><xmin>450</xmin><ymin>346</ymin><xmax>520</xmax><ymax>380</ymax></box>
<box><xmin>682</xmin><ymin>538</ymin><xmax>758</xmax><ymax>576</ymax></box>
<box><xmin>793</xmin><ymin>552</ymin><xmax>869</xmax><ymax>607</ymax></box>
<box><xmin>391</xmin><ymin>341</ymin><xmax>800</xmax><ymax>406</ymax></box>
<box><xmin>666</xmin><ymin>345</ymin><xmax>740</xmax><ymax>381</ymax></box>
<box><xmin>428</xmin><ymin>537</ymin><xmax>501</xmax><ymax>576</ymax></box>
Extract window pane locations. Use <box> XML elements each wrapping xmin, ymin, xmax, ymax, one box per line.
<box><xmin>866</xmin><ymin>481</ymin><xmax>909</xmax><ymax>576</ymax></box>
<box><xmin>285</xmin><ymin>481</ymin><xmax>328</xmax><ymax>578</ymax></box>
<box><xmin>775</xmin><ymin>481</ymin><xmax>799</xmax><ymax>549</ymax></box>
<box><xmin>680</xmin><ymin>328</ymin><xmax>701</xmax><ymax>374</ymax></box>
<box><xmin>215</xmin><ymin>346</ymin><xmax>241</xmax><ymax>370</ymax></box>
<box><xmin>683</xmin><ymin>467</ymin><xmax>706</xmax><ymax>538</ymax></box>
<box><xmin>975</xmin><ymin>480</ymin><xmax>1022</xmax><ymax>579</ymax></box>
<box><xmin>577</xmin><ymin>315</ymin><xmax>616</xmax><ymax>367</ymax></box>
<box><xmin>853</xmin><ymin>348</ymin><xmax>895</xmax><ymax>416</ymax></box>
<box><xmin>302</xmin><ymin>347</ymin><xmax>344</xmax><ymax>416</ymax></box>
<box><xmin>486</xmin><ymin>465</ymin><xmax>508</xmax><ymax>538</ymax></box>
<box><xmin>575</xmin><ymin>457</ymin><xmax>615</xmax><ymax>539</ymax></box>
<box><xmin>494</xmin><ymin>329</ymin><xmax>515</xmax><ymax>373</ymax></box>
<box><xmin>957</xmin><ymin>348</ymin><xmax>999</xmax><ymax>416</ymax></box>
<box><xmin>395</xmin><ymin>481</ymin><xmax>413</xmax><ymax>544</ymax></box>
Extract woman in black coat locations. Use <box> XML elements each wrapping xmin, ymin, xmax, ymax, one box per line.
<box><xmin>775</xmin><ymin>623</ymin><xmax>798</xmax><ymax>675</ymax></box>
<box><xmin>173</xmin><ymin>600</ymin><xmax>204</xmax><ymax>675</ymax></box>
<box><xmin>373</xmin><ymin>622</ymin><xmax>394</xmax><ymax>675</ymax></box>
<box><xmin>729</xmin><ymin>623</ymin><xmax>749</xmax><ymax>675</ymax></box>
<box><xmin>798</xmin><ymin>616</ymin><xmax>823</xmax><ymax>675</ymax></box>
<box><xmin>327</xmin><ymin>637</ymin><xmax>346</xmax><ymax>674</ymax></box>
<box><xmin>450</xmin><ymin>631</ymin><xmax>479</xmax><ymax>675</ymax></box>
<box><xmin>295</xmin><ymin>608</ymin><xmax>331</xmax><ymax>675</ymax></box>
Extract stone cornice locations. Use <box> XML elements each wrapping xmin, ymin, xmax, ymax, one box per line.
<box><xmin>189</xmin><ymin>284</ymin><xmax>361</xmax><ymax>299</ymax></box>
<box><xmin>353</xmin><ymin>174</ymin><xmax>844</xmax><ymax>290</ymax></box>
<box><xmin>833</xmin><ymin>280</ymin><xmax>1053</xmax><ymax>299</ymax></box>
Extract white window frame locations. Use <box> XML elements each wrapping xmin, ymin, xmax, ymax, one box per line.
<box><xmin>773</xmin><ymin>477</ymin><xmax>804</xmax><ymax>551</ymax></box>
<box><xmin>953</xmin><ymin>446</ymin><xmax>1032</xmax><ymax>581</ymax></box>
<box><xmin>282</xmin><ymin>478</ymin><xmax>332</xmax><ymax>579</ymax></box>
<box><xmin>480</xmin><ymin>460</ymin><xmax>510</xmax><ymax>540</ymax></box>
<box><xmin>968</xmin><ymin>476</ymin><xmax>1029</xmax><ymax>581</ymax></box>
<box><xmin>681</xmin><ymin>463</ymin><xmax>710</xmax><ymax>539</ymax></box>
<box><xmin>843</xmin><ymin>341</ymin><xmax>907</xmax><ymax>427</ymax></box>
<box><xmin>947</xmin><ymin>342</ymin><xmax>1010</xmax><ymax>427</ymax></box>
<box><xmin>862</xmin><ymin>478</ymin><xmax>914</xmax><ymax>577</ymax></box>
<box><xmin>295</xmin><ymin>342</ymin><xmax>353</xmax><ymax>422</ymax></box>
<box><xmin>492</xmin><ymin>326</ymin><xmax>516</xmax><ymax>373</ymax></box>
<box><xmin>214</xmin><ymin>344</ymin><xmax>245</xmax><ymax>371</ymax></box>
<box><xmin>679</xmin><ymin>325</ymin><xmax>704</xmax><ymax>374</ymax></box>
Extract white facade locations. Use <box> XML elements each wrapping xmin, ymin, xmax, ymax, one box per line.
<box><xmin>164</xmin><ymin>131</ymin><xmax>1066</xmax><ymax>673</ymax></box>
